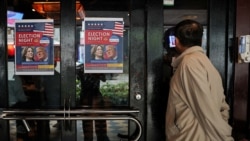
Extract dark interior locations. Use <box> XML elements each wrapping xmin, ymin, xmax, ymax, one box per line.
<box><xmin>7</xmin><ymin>0</ymin><xmax>208</xmax><ymax>25</ymax></box>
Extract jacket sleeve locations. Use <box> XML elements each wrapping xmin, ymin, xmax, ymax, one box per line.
<box><xmin>180</xmin><ymin>62</ymin><xmax>233</xmax><ymax>141</ymax></box>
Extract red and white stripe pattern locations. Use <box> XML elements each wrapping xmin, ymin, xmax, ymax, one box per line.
<box><xmin>104</xmin><ymin>21</ymin><xmax>124</xmax><ymax>37</ymax></box>
<box><xmin>34</xmin><ymin>23</ymin><xmax>54</xmax><ymax>37</ymax></box>
<box><xmin>112</xmin><ymin>22</ymin><xmax>124</xmax><ymax>37</ymax></box>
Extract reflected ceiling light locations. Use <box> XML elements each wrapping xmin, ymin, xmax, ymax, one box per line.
<box><xmin>163</xmin><ymin>0</ymin><xmax>174</xmax><ymax>6</ymax></box>
<box><xmin>182</xmin><ymin>15</ymin><xmax>198</xmax><ymax>20</ymax></box>
<box><xmin>32</xmin><ymin>1</ymin><xmax>85</xmax><ymax>20</ymax></box>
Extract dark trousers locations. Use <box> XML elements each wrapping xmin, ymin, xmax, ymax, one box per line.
<box><xmin>80</xmin><ymin>91</ymin><xmax>109</xmax><ymax>141</ymax></box>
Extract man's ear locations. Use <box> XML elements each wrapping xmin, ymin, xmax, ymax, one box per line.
<box><xmin>174</xmin><ymin>37</ymin><xmax>182</xmax><ymax>53</ymax></box>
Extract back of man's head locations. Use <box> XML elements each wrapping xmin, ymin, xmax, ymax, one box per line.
<box><xmin>174</xmin><ymin>19</ymin><xmax>203</xmax><ymax>47</ymax></box>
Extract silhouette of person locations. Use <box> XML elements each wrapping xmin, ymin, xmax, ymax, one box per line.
<box><xmin>76</xmin><ymin>63</ymin><xmax>110</xmax><ymax>141</ymax></box>
<box><xmin>150</xmin><ymin>27</ymin><xmax>178</xmax><ymax>141</ymax></box>
<box><xmin>40</xmin><ymin>62</ymin><xmax>61</xmax><ymax>133</ymax></box>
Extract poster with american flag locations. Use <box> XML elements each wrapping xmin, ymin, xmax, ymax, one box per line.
<box><xmin>14</xmin><ymin>19</ymin><xmax>54</xmax><ymax>75</ymax></box>
<box><xmin>83</xmin><ymin>17</ymin><xmax>124</xmax><ymax>73</ymax></box>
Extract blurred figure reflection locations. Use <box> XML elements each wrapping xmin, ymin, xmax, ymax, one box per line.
<box><xmin>8</xmin><ymin>75</ymin><xmax>28</xmax><ymax>141</ymax></box>
<box><xmin>76</xmin><ymin>63</ymin><xmax>110</xmax><ymax>141</ymax></box>
<box><xmin>150</xmin><ymin>27</ymin><xmax>178</xmax><ymax>141</ymax></box>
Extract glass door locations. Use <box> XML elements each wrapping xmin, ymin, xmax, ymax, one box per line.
<box><xmin>73</xmin><ymin>25</ymin><xmax>132</xmax><ymax>140</ymax></box>
<box><xmin>4</xmin><ymin>0</ymin><xmax>144</xmax><ymax>141</ymax></box>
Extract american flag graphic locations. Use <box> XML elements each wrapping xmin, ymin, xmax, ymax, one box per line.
<box><xmin>104</xmin><ymin>21</ymin><xmax>124</xmax><ymax>37</ymax></box>
<box><xmin>33</xmin><ymin>23</ymin><xmax>54</xmax><ymax>37</ymax></box>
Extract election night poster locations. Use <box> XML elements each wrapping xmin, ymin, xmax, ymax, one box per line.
<box><xmin>83</xmin><ymin>17</ymin><xmax>124</xmax><ymax>73</ymax></box>
<box><xmin>15</xmin><ymin>19</ymin><xmax>54</xmax><ymax>75</ymax></box>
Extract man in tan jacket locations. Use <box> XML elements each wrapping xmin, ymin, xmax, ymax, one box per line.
<box><xmin>165</xmin><ymin>19</ymin><xmax>234</xmax><ymax>141</ymax></box>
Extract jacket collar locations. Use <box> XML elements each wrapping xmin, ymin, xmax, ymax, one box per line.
<box><xmin>172</xmin><ymin>46</ymin><xmax>204</xmax><ymax>68</ymax></box>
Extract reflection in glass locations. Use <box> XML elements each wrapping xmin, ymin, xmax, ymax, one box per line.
<box><xmin>75</xmin><ymin>28</ymin><xmax>129</xmax><ymax>141</ymax></box>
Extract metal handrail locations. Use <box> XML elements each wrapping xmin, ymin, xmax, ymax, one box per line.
<box><xmin>2</xmin><ymin>108</ymin><xmax>140</xmax><ymax>114</ymax></box>
<box><xmin>0</xmin><ymin>108</ymin><xmax>142</xmax><ymax>141</ymax></box>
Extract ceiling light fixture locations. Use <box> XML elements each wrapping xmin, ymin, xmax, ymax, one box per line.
<box><xmin>32</xmin><ymin>1</ymin><xmax>85</xmax><ymax>20</ymax></box>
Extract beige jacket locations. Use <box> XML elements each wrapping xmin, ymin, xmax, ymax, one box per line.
<box><xmin>165</xmin><ymin>46</ymin><xmax>234</xmax><ymax>141</ymax></box>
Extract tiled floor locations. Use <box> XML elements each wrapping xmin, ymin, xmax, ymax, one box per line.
<box><xmin>10</xmin><ymin>120</ymin><xmax>128</xmax><ymax>141</ymax></box>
